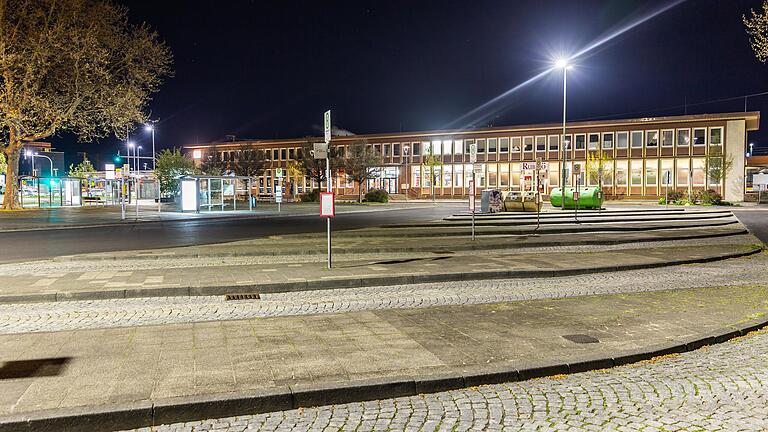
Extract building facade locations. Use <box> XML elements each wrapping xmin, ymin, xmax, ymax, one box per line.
<box><xmin>184</xmin><ymin>112</ymin><xmax>758</xmax><ymax>202</ymax></box>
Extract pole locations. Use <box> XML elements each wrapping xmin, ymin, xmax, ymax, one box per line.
<box><xmin>471</xmin><ymin>168</ymin><xmax>476</xmax><ymax>241</ymax></box>
<box><xmin>561</xmin><ymin>67</ymin><xmax>567</xmax><ymax>211</ymax></box>
<box><xmin>535</xmin><ymin>159</ymin><xmax>541</xmax><ymax>231</ymax></box>
<box><xmin>404</xmin><ymin>148</ymin><xmax>409</xmax><ymax>202</ymax></box>
<box><xmin>326</xmin><ymin>156</ymin><xmax>332</xmax><ymax>269</ymax></box>
<box><xmin>151</xmin><ymin>127</ymin><xmax>156</xmax><ymax>171</ymax></box>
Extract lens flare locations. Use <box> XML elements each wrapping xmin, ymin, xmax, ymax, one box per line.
<box><xmin>446</xmin><ymin>0</ymin><xmax>687</xmax><ymax>130</ymax></box>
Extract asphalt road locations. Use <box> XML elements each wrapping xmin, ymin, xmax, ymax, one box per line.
<box><xmin>731</xmin><ymin>207</ymin><xmax>768</xmax><ymax>243</ymax></box>
<box><xmin>0</xmin><ymin>205</ymin><xmax>460</xmax><ymax>264</ymax></box>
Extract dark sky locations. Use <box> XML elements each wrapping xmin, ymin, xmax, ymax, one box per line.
<box><xmin>61</xmin><ymin>0</ymin><xmax>768</xmax><ymax>167</ymax></box>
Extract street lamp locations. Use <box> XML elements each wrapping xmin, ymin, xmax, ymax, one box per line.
<box><xmin>24</xmin><ymin>149</ymin><xmax>35</xmax><ymax>176</ymax></box>
<box><xmin>554</xmin><ymin>57</ymin><xmax>572</xmax><ymax>210</ymax></box>
<box><xmin>145</xmin><ymin>122</ymin><xmax>156</xmax><ymax>170</ymax></box>
<box><xmin>749</xmin><ymin>142</ymin><xmax>754</xmax><ymax>158</ymax></box>
<box><xmin>127</xmin><ymin>141</ymin><xmax>135</xmax><ymax>173</ymax></box>
<box><xmin>137</xmin><ymin>146</ymin><xmax>142</xmax><ymax>173</ymax></box>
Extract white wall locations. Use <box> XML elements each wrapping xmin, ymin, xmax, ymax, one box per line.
<box><xmin>725</xmin><ymin>120</ymin><xmax>746</xmax><ymax>202</ymax></box>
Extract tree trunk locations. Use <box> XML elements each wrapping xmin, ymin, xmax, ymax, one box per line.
<box><xmin>358</xmin><ymin>181</ymin><xmax>362</xmax><ymax>203</ymax></box>
<box><xmin>1</xmin><ymin>137</ymin><xmax>22</xmax><ymax>210</ymax></box>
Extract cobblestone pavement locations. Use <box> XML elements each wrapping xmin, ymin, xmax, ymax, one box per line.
<box><xmin>0</xmin><ymin>234</ymin><xmax>751</xmax><ymax>275</ymax></box>
<box><xmin>133</xmin><ymin>328</ymin><xmax>768</xmax><ymax>432</ymax></box>
<box><xmin>1</xmin><ymin>253</ymin><xmax>765</xmax><ymax>334</ymax></box>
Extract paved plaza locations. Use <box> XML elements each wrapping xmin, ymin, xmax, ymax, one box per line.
<box><xmin>138</xmin><ymin>327</ymin><xmax>768</xmax><ymax>431</ymax></box>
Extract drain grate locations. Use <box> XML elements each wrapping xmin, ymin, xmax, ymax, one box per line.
<box><xmin>225</xmin><ymin>293</ymin><xmax>261</xmax><ymax>301</ymax></box>
<box><xmin>562</xmin><ymin>334</ymin><xmax>600</xmax><ymax>344</ymax></box>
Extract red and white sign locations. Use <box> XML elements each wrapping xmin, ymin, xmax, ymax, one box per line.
<box><xmin>468</xmin><ymin>180</ymin><xmax>475</xmax><ymax>212</ymax></box>
<box><xmin>320</xmin><ymin>192</ymin><xmax>335</xmax><ymax>217</ymax></box>
<box><xmin>573</xmin><ymin>192</ymin><xmax>580</xmax><ymax>201</ymax></box>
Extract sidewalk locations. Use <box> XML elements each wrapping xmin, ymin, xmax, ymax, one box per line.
<box><xmin>0</xmin><ymin>238</ymin><xmax>760</xmax><ymax>303</ymax></box>
<box><xmin>1</xmin><ymin>283</ymin><xmax>766</xmax><ymax>430</ymax></box>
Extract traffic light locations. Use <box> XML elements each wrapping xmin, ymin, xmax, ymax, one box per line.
<box><xmin>114</xmin><ymin>155</ymin><xmax>122</xmax><ymax>163</ymax></box>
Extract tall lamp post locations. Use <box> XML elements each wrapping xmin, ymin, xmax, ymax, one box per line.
<box><xmin>145</xmin><ymin>123</ymin><xmax>156</xmax><ymax>170</ymax></box>
<box><xmin>554</xmin><ymin>58</ymin><xmax>571</xmax><ymax>211</ymax></box>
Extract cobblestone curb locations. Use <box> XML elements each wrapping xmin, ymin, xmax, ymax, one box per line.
<box><xmin>0</xmin><ymin>245</ymin><xmax>762</xmax><ymax>305</ymax></box>
<box><xmin>2</xmin><ymin>317</ymin><xmax>766</xmax><ymax>432</ymax></box>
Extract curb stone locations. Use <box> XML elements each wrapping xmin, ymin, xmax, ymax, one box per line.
<box><xmin>0</xmin><ymin>246</ymin><xmax>762</xmax><ymax>305</ymax></box>
<box><xmin>2</xmin><ymin>318</ymin><xmax>765</xmax><ymax>432</ymax></box>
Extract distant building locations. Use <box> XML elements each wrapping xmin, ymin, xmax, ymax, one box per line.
<box><xmin>184</xmin><ymin>111</ymin><xmax>758</xmax><ymax>202</ymax></box>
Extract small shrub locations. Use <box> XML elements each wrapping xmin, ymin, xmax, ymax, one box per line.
<box><xmin>299</xmin><ymin>189</ymin><xmax>320</xmax><ymax>202</ymax></box>
<box><xmin>659</xmin><ymin>190</ymin><xmax>684</xmax><ymax>205</ymax></box>
<box><xmin>364</xmin><ymin>189</ymin><xmax>389</xmax><ymax>203</ymax></box>
<box><xmin>699</xmin><ymin>189</ymin><xmax>723</xmax><ymax>206</ymax></box>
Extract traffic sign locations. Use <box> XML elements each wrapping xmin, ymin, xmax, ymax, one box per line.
<box><xmin>473</xmin><ymin>164</ymin><xmax>484</xmax><ymax>174</ymax></box>
<box><xmin>313</xmin><ymin>142</ymin><xmax>328</xmax><ymax>159</ymax></box>
<box><xmin>320</xmin><ymin>192</ymin><xmax>335</xmax><ymax>217</ymax></box>
<box><xmin>275</xmin><ymin>168</ymin><xmax>284</xmax><ymax>178</ymax></box>
<box><xmin>468</xmin><ymin>180</ymin><xmax>475</xmax><ymax>212</ymax></box>
<box><xmin>324</xmin><ymin>110</ymin><xmax>332</xmax><ymax>144</ymax></box>
<box><xmin>469</xmin><ymin>143</ymin><xmax>477</xmax><ymax>163</ymax></box>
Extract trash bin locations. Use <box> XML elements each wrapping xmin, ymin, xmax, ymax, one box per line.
<box><xmin>481</xmin><ymin>190</ymin><xmax>490</xmax><ymax>213</ymax></box>
<box><xmin>480</xmin><ymin>190</ymin><xmax>503</xmax><ymax>213</ymax></box>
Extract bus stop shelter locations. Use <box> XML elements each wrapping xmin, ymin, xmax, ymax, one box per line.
<box><xmin>179</xmin><ymin>175</ymin><xmax>254</xmax><ymax>213</ymax></box>
<box><xmin>19</xmin><ymin>176</ymin><xmax>83</xmax><ymax>208</ymax></box>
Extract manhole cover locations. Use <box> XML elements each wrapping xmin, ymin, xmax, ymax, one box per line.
<box><xmin>562</xmin><ymin>334</ymin><xmax>600</xmax><ymax>344</ymax></box>
<box><xmin>225</xmin><ymin>293</ymin><xmax>261</xmax><ymax>301</ymax></box>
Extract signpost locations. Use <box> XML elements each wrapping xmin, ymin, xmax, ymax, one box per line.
<box><xmin>664</xmin><ymin>170</ymin><xmax>672</xmax><ymax>208</ymax></box>
<box><xmin>275</xmin><ymin>167</ymin><xmax>283</xmax><ymax>212</ymax></box>
<box><xmin>574</xmin><ymin>166</ymin><xmax>581</xmax><ymax>223</ymax></box>
<box><xmin>322</xmin><ymin>110</ymin><xmax>333</xmax><ymax>269</ymax></box>
<box><xmin>535</xmin><ymin>158</ymin><xmax>542</xmax><ymax>231</ymax></box>
<box><xmin>469</xmin><ymin>143</ymin><xmax>477</xmax><ymax>240</ymax></box>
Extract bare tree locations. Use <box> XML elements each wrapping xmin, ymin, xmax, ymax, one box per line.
<box><xmin>296</xmin><ymin>137</ymin><xmax>341</xmax><ymax>190</ymax></box>
<box><xmin>705</xmin><ymin>146</ymin><xmax>734</xmax><ymax>191</ymax></box>
<box><xmin>0</xmin><ymin>0</ymin><xmax>173</xmax><ymax>209</ymax></box>
<box><xmin>745</xmin><ymin>1</ymin><xmax>768</xmax><ymax>62</ymax></box>
<box><xmin>343</xmin><ymin>140</ymin><xmax>383</xmax><ymax>202</ymax></box>
<box><xmin>233</xmin><ymin>144</ymin><xmax>267</xmax><ymax>177</ymax></box>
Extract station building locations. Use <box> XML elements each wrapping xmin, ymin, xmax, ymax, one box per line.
<box><xmin>184</xmin><ymin>111</ymin><xmax>759</xmax><ymax>202</ymax></box>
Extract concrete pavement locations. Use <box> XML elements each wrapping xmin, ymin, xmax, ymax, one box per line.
<box><xmin>1</xmin><ymin>275</ymin><xmax>767</xmax><ymax>430</ymax></box>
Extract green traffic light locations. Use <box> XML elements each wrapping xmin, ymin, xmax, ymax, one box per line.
<box><xmin>114</xmin><ymin>155</ymin><xmax>122</xmax><ymax>163</ymax></box>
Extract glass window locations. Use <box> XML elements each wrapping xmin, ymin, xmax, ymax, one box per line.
<box><xmin>476</xmin><ymin>139</ymin><xmax>486</xmax><ymax>154</ymax></box>
<box><xmin>393</xmin><ymin>143</ymin><xmax>400</xmax><ymax>156</ymax></box>
<box><xmin>548</xmin><ymin>136</ymin><xmax>559</xmax><ymax>151</ymax></box>
<box><xmin>288</xmin><ymin>148</ymin><xmax>295</xmax><ymax>160</ymax></box>
<box><xmin>432</xmin><ymin>141</ymin><xmax>441</xmax><ymax>155</ymax></box>
<box><xmin>421</xmin><ymin>142</ymin><xmax>430</xmax><ymax>156</ymax></box>
<box><xmin>499</xmin><ymin>163</ymin><xmax>509</xmax><ymax>186</ymax></box>
<box><xmin>454</xmin><ymin>165</ymin><xmax>463</xmax><ymax>187</ymax></box>
<box><xmin>617</xmin><ymin>132</ymin><xmax>629</xmax><ymax>149</ymax></box>
<box><xmin>676</xmin><ymin>159</ymin><xmax>690</xmax><ymax>186</ymax></box>
<box><xmin>383</xmin><ymin>144</ymin><xmax>390</xmax><ymax>157</ymax></box>
<box><xmin>454</xmin><ymin>140</ymin><xmax>463</xmax><ymax>155</ymax></box>
<box><xmin>588</xmin><ymin>133</ymin><xmax>600</xmax><ymax>150</ymax></box>
<box><xmin>662</xmin><ymin>130</ymin><xmax>674</xmax><ymax>147</ymax></box>
<box><xmin>487</xmin><ymin>164</ymin><xmax>498</xmax><ymax>187</ymax></box>
<box><xmin>602</xmin><ymin>161</ymin><xmax>613</xmax><ymax>186</ymax></box>
<box><xmin>693</xmin><ymin>128</ymin><xmax>706</xmax><ymax>146</ymax></box>
<box><xmin>511</xmin><ymin>137</ymin><xmax>521</xmax><ymax>152</ymax></box>
<box><xmin>646</xmin><ymin>131</ymin><xmax>659</xmax><ymax>148</ymax></box>
<box><xmin>631</xmin><ymin>131</ymin><xmax>643</xmax><ymax>148</ymax></box>
<box><xmin>615</xmin><ymin>160</ymin><xmax>628</xmax><ymax>186</ymax></box>
<box><xmin>536</xmin><ymin>136</ymin><xmax>546</xmax><ymax>152</ymax></box>
<box><xmin>443</xmin><ymin>140</ymin><xmax>451</xmax><ymax>156</ymax></box>
<box><xmin>464</xmin><ymin>164</ymin><xmax>472</xmax><ymax>187</ymax></box>
<box><xmin>602</xmin><ymin>133</ymin><xmax>613</xmax><ymax>149</ymax></box>
<box><xmin>374</xmin><ymin>144</ymin><xmax>381</xmax><ymax>155</ymax></box>
<box><xmin>411</xmin><ymin>166</ymin><xmax>421</xmax><ymax>188</ymax></box>
<box><xmin>548</xmin><ymin>161</ymin><xmax>559</xmax><ymax>187</ymax></box>
<box><xmin>511</xmin><ymin>163</ymin><xmax>521</xmax><ymax>186</ymax></box>
<box><xmin>487</xmin><ymin>138</ymin><xmax>497</xmax><ymax>154</ymax></box>
<box><xmin>280</xmin><ymin>149</ymin><xmax>286</xmax><ymax>160</ymax></box>
<box><xmin>661</xmin><ymin>160</ymin><xmax>674</xmax><ymax>185</ymax></box>
<box><xmin>710</xmin><ymin>128</ymin><xmax>723</xmax><ymax>146</ymax></box>
<box><xmin>523</xmin><ymin>137</ymin><xmax>534</xmax><ymax>152</ymax></box>
<box><xmin>272</xmin><ymin>149</ymin><xmax>279</xmax><ymax>160</ymax></box>
<box><xmin>443</xmin><ymin>165</ymin><xmax>452</xmax><ymax>187</ymax></box>
<box><xmin>412</xmin><ymin>142</ymin><xmax>420</xmax><ymax>156</ymax></box>
<box><xmin>499</xmin><ymin>138</ymin><xmax>509</xmax><ymax>153</ymax></box>
<box><xmin>645</xmin><ymin>159</ymin><xmax>658</xmax><ymax>186</ymax></box>
<box><xmin>630</xmin><ymin>160</ymin><xmax>643</xmax><ymax>186</ymax></box>
<box><xmin>692</xmin><ymin>158</ymin><xmax>705</xmax><ymax>185</ymax></box>
<box><xmin>574</xmin><ymin>134</ymin><xmax>586</xmax><ymax>150</ymax></box>
<box><xmin>677</xmin><ymin>129</ymin><xmax>690</xmax><ymax>147</ymax></box>
<box><xmin>574</xmin><ymin>162</ymin><xmax>585</xmax><ymax>185</ymax></box>
<box><xmin>464</xmin><ymin>140</ymin><xmax>473</xmax><ymax>154</ymax></box>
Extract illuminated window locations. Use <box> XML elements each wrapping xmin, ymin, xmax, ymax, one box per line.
<box><xmin>677</xmin><ymin>129</ymin><xmax>690</xmax><ymax>147</ymax></box>
<box><xmin>549</xmin><ymin>136</ymin><xmax>559</xmax><ymax>151</ymax></box>
<box><xmin>523</xmin><ymin>137</ymin><xmax>534</xmax><ymax>152</ymax></box>
<box><xmin>499</xmin><ymin>138</ymin><xmax>509</xmax><ymax>153</ymax></box>
<box><xmin>661</xmin><ymin>130</ymin><xmax>674</xmax><ymax>147</ymax></box>
<box><xmin>487</xmin><ymin>138</ymin><xmax>497</xmax><ymax>154</ymax></box>
<box><xmin>511</xmin><ymin>137</ymin><xmax>521</xmax><ymax>152</ymax></box>
<box><xmin>536</xmin><ymin>136</ymin><xmax>546</xmax><ymax>152</ymax></box>
<box><xmin>676</xmin><ymin>159</ymin><xmax>690</xmax><ymax>186</ymax></box>
<box><xmin>645</xmin><ymin>159</ymin><xmax>658</xmax><ymax>185</ymax></box>
<box><xmin>646</xmin><ymin>131</ymin><xmax>659</xmax><ymax>148</ymax></box>
<box><xmin>476</xmin><ymin>139</ymin><xmax>486</xmax><ymax>154</ymax></box>
<box><xmin>709</xmin><ymin>128</ymin><xmax>723</xmax><ymax>146</ymax></box>
<box><xmin>588</xmin><ymin>133</ymin><xmax>599</xmax><ymax>150</ymax></box>
<box><xmin>574</xmin><ymin>134</ymin><xmax>586</xmax><ymax>150</ymax></box>
<box><xmin>693</xmin><ymin>128</ymin><xmax>706</xmax><ymax>146</ymax></box>
<box><xmin>602</xmin><ymin>133</ymin><xmax>613</xmax><ymax>149</ymax></box>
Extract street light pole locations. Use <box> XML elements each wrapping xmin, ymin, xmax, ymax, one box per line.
<box><xmin>145</xmin><ymin>123</ymin><xmax>156</xmax><ymax>170</ymax></box>
<box><xmin>403</xmin><ymin>145</ymin><xmax>410</xmax><ymax>202</ymax></box>
<box><xmin>559</xmin><ymin>61</ymin><xmax>568</xmax><ymax>211</ymax></box>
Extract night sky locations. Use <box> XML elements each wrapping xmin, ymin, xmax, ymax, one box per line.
<box><xmin>59</xmin><ymin>0</ymin><xmax>768</xmax><ymax>167</ymax></box>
